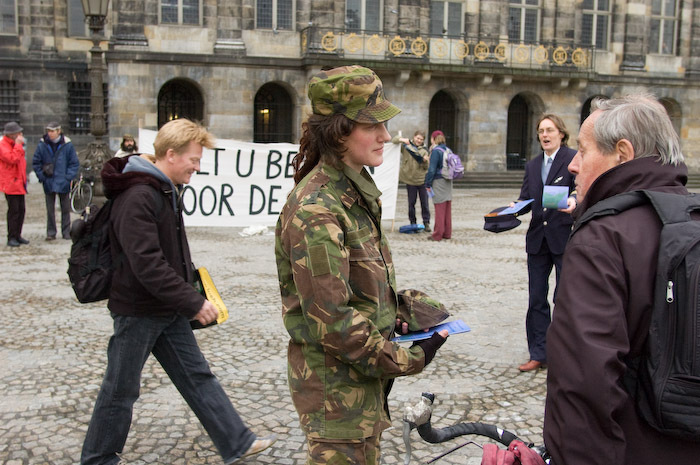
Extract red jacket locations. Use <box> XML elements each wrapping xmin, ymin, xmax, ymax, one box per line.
<box><xmin>544</xmin><ymin>157</ymin><xmax>700</xmax><ymax>464</ymax></box>
<box><xmin>0</xmin><ymin>135</ymin><xmax>27</xmax><ymax>195</ymax></box>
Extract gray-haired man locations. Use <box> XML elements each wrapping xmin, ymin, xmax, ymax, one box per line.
<box><xmin>544</xmin><ymin>94</ymin><xmax>700</xmax><ymax>464</ymax></box>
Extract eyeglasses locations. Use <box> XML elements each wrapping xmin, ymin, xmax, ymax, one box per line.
<box><xmin>537</xmin><ymin>128</ymin><xmax>559</xmax><ymax>135</ymax></box>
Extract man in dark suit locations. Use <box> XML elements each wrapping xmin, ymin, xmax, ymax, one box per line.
<box><xmin>515</xmin><ymin>114</ymin><xmax>577</xmax><ymax>372</ymax></box>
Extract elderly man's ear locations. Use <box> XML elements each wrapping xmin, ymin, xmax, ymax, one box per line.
<box><xmin>615</xmin><ymin>139</ymin><xmax>635</xmax><ymax>164</ymax></box>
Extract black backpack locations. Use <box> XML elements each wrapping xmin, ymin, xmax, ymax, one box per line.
<box><xmin>571</xmin><ymin>189</ymin><xmax>700</xmax><ymax>441</ymax></box>
<box><xmin>67</xmin><ymin>200</ymin><xmax>115</xmax><ymax>303</ymax></box>
<box><xmin>67</xmin><ymin>187</ymin><xmax>164</xmax><ymax>303</ymax></box>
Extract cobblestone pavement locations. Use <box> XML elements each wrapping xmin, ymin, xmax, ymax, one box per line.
<box><xmin>0</xmin><ymin>182</ymin><xmax>551</xmax><ymax>465</ymax></box>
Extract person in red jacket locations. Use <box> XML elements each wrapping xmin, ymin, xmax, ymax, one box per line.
<box><xmin>0</xmin><ymin>121</ymin><xmax>29</xmax><ymax>247</ymax></box>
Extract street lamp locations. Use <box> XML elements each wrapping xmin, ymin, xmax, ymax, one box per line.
<box><xmin>79</xmin><ymin>0</ymin><xmax>112</xmax><ymax>197</ymax></box>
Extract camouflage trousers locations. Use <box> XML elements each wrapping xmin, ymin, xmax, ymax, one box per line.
<box><xmin>306</xmin><ymin>435</ymin><xmax>381</xmax><ymax>465</ymax></box>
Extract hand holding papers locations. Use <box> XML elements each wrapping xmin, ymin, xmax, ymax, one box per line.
<box><xmin>542</xmin><ymin>185</ymin><xmax>570</xmax><ymax>209</ymax></box>
<box><xmin>392</xmin><ymin>319</ymin><xmax>470</xmax><ymax>343</ymax></box>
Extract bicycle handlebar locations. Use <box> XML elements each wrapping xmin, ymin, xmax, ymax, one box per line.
<box><xmin>402</xmin><ymin>392</ymin><xmax>551</xmax><ymax>464</ymax></box>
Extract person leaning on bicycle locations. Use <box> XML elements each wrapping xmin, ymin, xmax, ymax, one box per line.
<box><xmin>32</xmin><ymin>121</ymin><xmax>80</xmax><ymax>241</ymax></box>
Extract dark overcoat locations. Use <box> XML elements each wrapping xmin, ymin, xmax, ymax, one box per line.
<box><xmin>544</xmin><ymin>157</ymin><xmax>700</xmax><ymax>464</ymax></box>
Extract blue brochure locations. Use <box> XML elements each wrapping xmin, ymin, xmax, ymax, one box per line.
<box><xmin>542</xmin><ymin>185</ymin><xmax>569</xmax><ymax>209</ymax></box>
<box><xmin>497</xmin><ymin>199</ymin><xmax>534</xmax><ymax>216</ymax></box>
<box><xmin>392</xmin><ymin>319</ymin><xmax>471</xmax><ymax>343</ymax></box>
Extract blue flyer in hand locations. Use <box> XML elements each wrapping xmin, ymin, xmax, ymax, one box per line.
<box><xmin>497</xmin><ymin>199</ymin><xmax>534</xmax><ymax>216</ymax></box>
<box><xmin>392</xmin><ymin>319</ymin><xmax>471</xmax><ymax>342</ymax></box>
<box><xmin>542</xmin><ymin>185</ymin><xmax>569</xmax><ymax>209</ymax></box>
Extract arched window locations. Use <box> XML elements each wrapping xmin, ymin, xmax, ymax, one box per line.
<box><xmin>254</xmin><ymin>83</ymin><xmax>293</xmax><ymax>143</ymax></box>
<box><xmin>158</xmin><ymin>80</ymin><xmax>204</xmax><ymax>128</ymax></box>
<box><xmin>428</xmin><ymin>90</ymin><xmax>457</xmax><ymax>150</ymax></box>
<box><xmin>506</xmin><ymin>95</ymin><xmax>529</xmax><ymax>169</ymax></box>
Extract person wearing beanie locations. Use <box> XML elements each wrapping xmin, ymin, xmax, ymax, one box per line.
<box><xmin>275</xmin><ymin>65</ymin><xmax>449</xmax><ymax>465</ymax></box>
<box><xmin>424</xmin><ymin>129</ymin><xmax>454</xmax><ymax>241</ymax></box>
<box><xmin>0</xmin><ymin>121</ymin><xmax>29</xmax><ymax>247</ymax></box>
<box><xmin>32</xmin><ymin>121</ymin><xmax>80</xmax><ymax>240</ymax></box>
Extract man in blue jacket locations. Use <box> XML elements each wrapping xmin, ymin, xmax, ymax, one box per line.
<box><xmin>515</xmin><ymin>114</ymin><xmax>576</xmax><ymax>372</ymax></box>
<box><xmin>32</xmin><ymin>121</ymin><xmax>80</xmax><ymax>240</ymax></box>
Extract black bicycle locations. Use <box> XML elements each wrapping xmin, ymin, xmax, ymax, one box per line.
<box><xmin>70</xmin><ymin>167</ymin><xmax>94</xmax><ymax>213</ymax></box>
<box><xmin>402</xmin><ymin>392</ymin><xmax>550</xmax><ymax>464</ymax></box>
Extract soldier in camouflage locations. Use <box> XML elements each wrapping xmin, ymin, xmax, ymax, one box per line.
<box><xmin>275</xmin><ymin>65</ymin><xmax>449</xmax><ymax>465</ymax></box>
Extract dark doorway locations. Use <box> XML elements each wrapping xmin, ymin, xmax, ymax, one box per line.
<box><xmin>428</xmin><ymin>90</ymin><xmax>457</xmax><ymax>149</ymax></box>
<box><xmin>158</xmin><ymin>80</ymin><xmax>204</xmax><ymax>128</ymax></box>
<box><xmin>254</xmin><ymin>83</ymin><xmax>293</xmax><ymax>143</ymax></box>
<box><xmin>506</xmin><ymin>95</ymin><xmax>529</xmax><ymax>170</ymax></box>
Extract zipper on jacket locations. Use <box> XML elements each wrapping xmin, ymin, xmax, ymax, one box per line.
<box><xmin>691</xmin><ymin>262</ymin><xmax>700</xmax><ymax>375</ymax></box>
<box><xmin>666</xmin><ymin>281</ymin><xmax>674</xmax><ymax>303</ymax></box>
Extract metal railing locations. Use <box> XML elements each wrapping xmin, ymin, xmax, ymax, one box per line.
<box><xmin>301</xmin><ymin>27</ymin><xmax>595</xmax><ymax>73</ymax></box>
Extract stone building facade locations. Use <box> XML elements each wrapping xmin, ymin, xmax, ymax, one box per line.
<box><xmin>1</xmin><ymin>0</ymin><xmax>699</xmax><ymax>172</ymax></box>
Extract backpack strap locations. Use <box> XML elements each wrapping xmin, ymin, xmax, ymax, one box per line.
<box><xmin>639</xmin><ymin>190</ymin><xmax>700</xmax><ymax>225</ymax></box>
<box><xmin>571</xmin><ymin>189</ymin><xmax>700</xmax><ymax>238</ymax></box>
<box><xmin>571</xmin><ymin>190</ymin><xmax>648</xmax><ymax>237</ymax></box>
<box><xmin>150</xmin><ymin>185</ymin><xmax>166</xmax><ymax>219</ymax></box>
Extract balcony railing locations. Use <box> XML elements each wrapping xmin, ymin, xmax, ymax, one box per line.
<box><xmin>301</xmin><ymin>27</ymin><xmax>595</xmax><ymax>73</ymax></box>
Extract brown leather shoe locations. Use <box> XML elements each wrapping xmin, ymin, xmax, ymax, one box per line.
<box><xmin>518</xmin><ymin>360</ymin><xmax>545</xmax><ymax>372</ymax></box>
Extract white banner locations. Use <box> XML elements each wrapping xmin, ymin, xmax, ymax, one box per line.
<box><xmin>138</xmin><ymin>129</ymin><xmax>400</xmax><ymax>227</ymax></box>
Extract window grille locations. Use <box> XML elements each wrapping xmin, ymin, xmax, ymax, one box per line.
<box><xmin>68</xmin><ymin>82</ymin><xmax>109</xmax><ymax>135</ymax></box>
<box><xmin>508</xmin><ymin>0</ymin><xmax>540</xmax><ymax>44</ymax></box>
<box><xmin>0</xmin><ymin>80</ymin><xmax>20</xmax><ymax>125</ymax></box>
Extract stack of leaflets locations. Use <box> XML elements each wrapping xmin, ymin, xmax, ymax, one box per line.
<box><xmin>392</xmin><ymin>319</ymin><xmax>470</xmax><ymax>342</ymax></box>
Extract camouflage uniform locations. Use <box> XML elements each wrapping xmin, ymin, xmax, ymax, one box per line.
<box><xmin>275</xmin><ymin>162</ymin><xmax>427</xmax><ymax>445</ymax></box>
<box><xmin>307</xmin><ymin>435</ymin><xmax>380</xmax><ymax>465</ymax></box>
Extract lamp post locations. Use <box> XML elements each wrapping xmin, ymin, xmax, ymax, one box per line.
<box><xmin>79</xmin><ymin>0</ymin><xmax>112</xmax><ymax>197</ymax></box>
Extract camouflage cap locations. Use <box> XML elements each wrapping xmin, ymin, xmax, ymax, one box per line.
<box><xmin>308</xmin><ymin>65</ymin><xmax>401</xmax><ymax>124</ymax></box>
<box><xmin>397</xmin><ymin>289</ymin><xmax>450</xmax><ymax>331</ymax></box>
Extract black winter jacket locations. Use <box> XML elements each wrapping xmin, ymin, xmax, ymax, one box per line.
<box><xmin>101</xmin><ymin>155</ymin><xmax>204</xmax><ymax>318</ymax></box>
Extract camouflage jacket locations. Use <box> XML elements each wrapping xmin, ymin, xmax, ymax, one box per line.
<box><xmin>275</xmin><ymin>162</ymin><xmax>427</xmax><ymax>440</ymax></box>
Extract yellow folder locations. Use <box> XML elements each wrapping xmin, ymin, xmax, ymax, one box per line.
<box><xmin>191</xmin><ymin>267</ymin><xmax>229</xmax><ymax>329</ymax></box>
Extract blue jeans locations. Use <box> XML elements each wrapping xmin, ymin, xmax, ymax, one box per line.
<box><xmin>81</xmin><ymin>313</ymin><xmax>255</xmax><ymax>465</ymax></box>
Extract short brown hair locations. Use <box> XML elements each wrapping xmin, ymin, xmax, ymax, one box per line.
<box><xmin>153</xmin><ymin>119</ymin><xmax>215</xmax><ymax>160</ymax></box>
